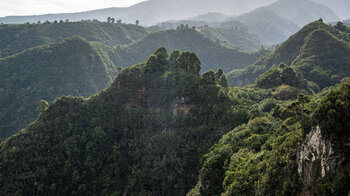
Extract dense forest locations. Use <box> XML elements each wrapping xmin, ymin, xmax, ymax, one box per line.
<box><xmin>0</xmin><ymin>46</ymin><xmax>349</xmax><ymax>195</ymax></box>
<box><xmin>0</xmin><ymin>21</ymin><xmax>148</xmax><ymax>58</ymax></box>
<box><xmin>228</xmin><ymin>20</ymin><xmax>350</xmax><ymax>89</ymax></box>
<box><xmin>111</xmin><ymin>27</ymin><xmax>268</xmax><ymax>73</ymax></box>
<box><xmin>0</xmin><ymin>0</ymin><xmax>349</xmax><ymax>195</ymax></box>
<box><xmin>0</xmin><ymin>36</ymin><xmax>115</xmax><ymax>140</ymax></box>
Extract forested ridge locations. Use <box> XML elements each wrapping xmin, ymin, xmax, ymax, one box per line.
<box><xmin>228</xmin><ymin>20</ymin><xmax>350</xmax><ymax>89</ymax></box>
<box><xmin>0</xmin><ymin>9</ymin><xmax>349</xmax><ymax>196</ymax></box>
<box><xmin>0</xmin><ymin>21</ymin><xmax>149</xmax><ymax>58</ymax></box>
<box><xmin>0</xmin><ymin>46</ymin><xmax>349</xmax><ymax>195</ymax></box>
<box><xmin>0</xmin><ymin>36</ymin><xmax>115</xmax><ymax>141</ymax></box>
<box><xmin>111</xmin><ymin>28</ymin><xmax>269</xmax><ymax>73</ymax></box>
<box><xmin>0</xmin><ymin>21</ymin><xmax>268</xmax><ymax>142</ymax></box>
<box><xmin>0</xmin><ymin>48</ymin><xmax>269</xmax><ymax>195</ymax></box>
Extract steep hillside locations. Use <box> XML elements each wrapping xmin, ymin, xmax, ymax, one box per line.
<box><xmin>0</xmin><ymin>48</ymin><xmax>271</xmax><ymax>195</ymax></box>
<box><xmin>1</xmin><ymin>48</ymin><xmax>349</xmax><ymax>195</ymax></box>
<box><xmin>232</xmin><ymin>7</ymin><xmax>300</xmax><ymax>45</ymax></box>
<box><xmin>0</xmin><ymin>21</ymin><xmax>148</xmax><ymax>58</ymax></box>
<box><xmin>189</xmin><ymin>79</ymin><xmax>350</xmax><ymax>196</ymax></box>
<box><xmin>113</xmin><ymin>28</ymin><xmax>268</xmax><ymax>73</ymax></box>
<box><xmin>149</xmin><ymin>20</ymin><xmax>263</xmax><ymax>51</ymax></box>
<box><xmin>197</xmin><ymin>26</ymin><xmax>262</xmax><ymax>51</ymax></box>
<box><xmin>293</xmin><ymin>28</ymin><xmax>350</xmax><ymax>89</ymax></box>
<box><xmin>0</xmin><ymin>36</ymin><xmax>115</xmax><ymax>141</ymax></box>
<box><xmin>228</xmin><ymin>20</ymin><xmax>350</xmax><ymax>88</ymax></box>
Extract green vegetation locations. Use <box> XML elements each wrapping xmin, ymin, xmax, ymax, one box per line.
<box><xmin>197</xmin><ymin>26</ymin><xmax>262</xmax><ymax>51</ymax></box>
<box><xmin>313</xmin><ymin>79</ymin><xmax>350</xmax><ymax>143</ymax></box>
<box><xmin>0</xmin><ymin>17</ymin><xmax>349</xmax><ymax>196</ymax></box>
<box><xmin>0</xmin><ymin>21</ymin><xmax>268</xmax><ymax>141</ymax></box>
<box><xmin>0</xmin><ymin>36</ymin><xmax>115</xmax><ymax>141</ymax></box>
<box><xmin>0</xmin><ymin>21</ymin><xmax>149</xmax><ymax>58</ymax></box>
<box><xmin>150</xmin><ymin>20</ymin><xmax>263</xmax><ymax>51</ymax></box>
<box><xmin>0</xmin><ymin>48</ymin><xmax>270</xmax><ymax>195</ymax></box>
<box><xmin>293</xmin><ymin>28</ymin><xmax>350</xmax><ymax>89</ymax></box>
<box><xmin>189</xmin><ymin>80</ymin><xmax>350</xmax><ymax>196</ymax></box>
<box><xmin>114</xmin><ymin>28</ymin><xmax>268</xmax><ymax>73</ymax></box>
<box><xmin>228</xmin><ymin>20</ymin><xmax>350</xmax><ymax>89</ymax></box>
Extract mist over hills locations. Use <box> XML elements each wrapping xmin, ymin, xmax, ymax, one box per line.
<box><xmin>1</xmin><ymin>45</ymin><xmax>349</xmax><ymax>195</ymax></box>
<box><xmin>314</xmin><ymin>0</ymin><xmax>350</xmax><ymax>19</ymax></box>
<box><xmin>150</xmin><ymin>0</ymin><xmax>340</xmax><ymax>46</ymax></box>
<box><xmin>106</xmin><ymin>28</ymin><xmax>268</xmax><ymax>73</ymax></box>
<box><xmin>0</xmin><ymin>0</ymin><xmax>277</xmax><ymax>25</ymax></box>
<box><xmin>0</xmin><ymin>0</ymin><xmax>350</xmax><ymax>195</ymax></box>
<box><xmin>0</xmin><ymin>0</ymin><xmax>346</xmax><ymax>27</ymax></box>
<box><xmin>0</xmin><ymin>21</ymin><xmax>268</xmax><ymax>141</ymax></box>
<box><xmin>227</xmin><ymin>20</ymin><xmax>350</xmax><ymax>89</ymax></box>
<box><xmin>232</xmin><ymin>8</ymin><xmax>300</xmax><ymax>45</ymax></box>
<box><xmin>0</xmin><ymin>22</ymin><xmax>148</xmax><ymax>58</ymax></box>
<box><xmin>267</xmin><ymin>0</ymin><xmax>339</xmax><ymax>26</ymax></box>
<box><xmin>228</xmin><ymin>0</ymin><xmax>339</xmax><ymax>44</ymax></box>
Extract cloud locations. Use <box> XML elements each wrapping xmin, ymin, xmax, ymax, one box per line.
<box><xmin>0</xmin><ymin>0</ymin><xmax>146</xmax><ymax>17</ymax></box>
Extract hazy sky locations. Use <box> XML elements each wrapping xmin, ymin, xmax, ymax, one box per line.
<box><xmin>0</xmin><ymin>0</ymin><xmax>147</xmax><ymax>17</ymax></box>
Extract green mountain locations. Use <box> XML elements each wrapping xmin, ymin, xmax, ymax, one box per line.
<box><xmin>189</xmin><ymin>79</ymin><xmax>350</xmax><ymax>196</ymax></box>
<box><xmin>112</xmin><ymin>28</ymin><xmax>268</xmax><ymax>73</ymax></box>
<box><xmin>0</xmin><ymin>36</ymin><xmax>116</xmax><ymax>141</ymax></box>
<box><xmin>0</xmin><ymin>21</ymin><xmax>148</xmax><ymax>58</ymax></box>
<box><xmin>1</xmin><ymin>47</ymin><xmax>349</xmax><ymax>195</ymax></box>
<box><xmin>197</xmin><ymin>26</ymin><xmax>262</xmax><ymax>51</ymax></box>
<box><xmin>149</xmin><ymin>20</ymin><xmax>263</xmax><ymax>51</ymax></box>
<box><xmin>0</xmin><ymin>22</ymin><xmax>267</xmax><ymax>141</ymax></box>
<box><xmin>228</xmin><ymin>20</ymin><xmax>350</xmax><ymax>89</ymax></box>
<box><xmin>0</xmin><ymin>48</ymin><xmax>269</xmax><ymax>195</ymax></box>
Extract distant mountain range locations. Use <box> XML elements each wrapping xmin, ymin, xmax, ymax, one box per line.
<box><xmin>0</xmin><ymin>0</ymin><xmax>344</xmax><ymax>26</ymax></box>
<box><xmin>107</xmin><ymin>28</ymin><xmax>268</xmax><ymax>73</ymax></box>
<box><xmin>0</xmin><ymin>22</ymin><xmax>148</xmax><ymax>58</ymax></box>
<box><xmin>0</xmin><ymin>0</ymin><xmax>276</xmax><ymax>25</ymax></box>
<box><xmin>230</xmin><ymin>0</ymin><xmax>339</xmax><ymax>44</ymax></box>
<box><xmin>151</xmin><ymin>0</ymin><xmax>340</xmax><ymax>45</ymax></box>
<box><xmin>314</xmin><ymin>0</ymin><xmax>350</xmax><ymax>19</ymax></box>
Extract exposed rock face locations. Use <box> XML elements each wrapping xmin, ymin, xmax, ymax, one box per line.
<box><xmin>172</xmin><ymin>96</ymin><xmax>192</xmax><ymax>117</ymax></box>
<box><xmin>298</xmin><ymin>126</ymin><xmax>345</xmax><ymax>195</ymax></box>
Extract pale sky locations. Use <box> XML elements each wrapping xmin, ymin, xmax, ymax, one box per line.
<box><xmin>0</xmin><ymin>0</ymin><xmax>147</xmax><ymax>17</ymax></box>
